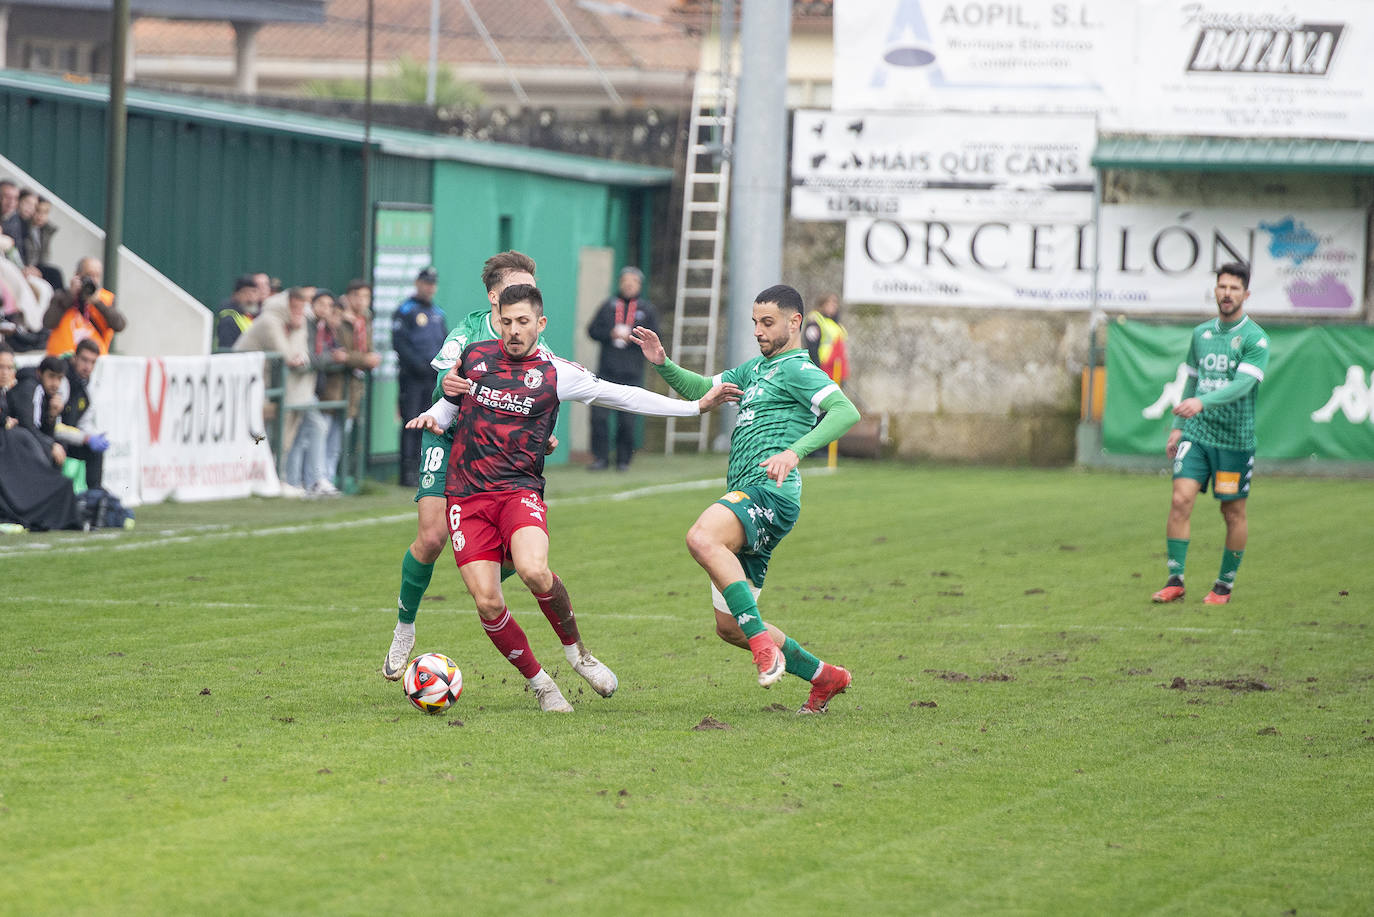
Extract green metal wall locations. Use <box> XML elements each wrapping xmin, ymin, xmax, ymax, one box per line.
<box><xmin>0</xmin><ymin>86</ymin><xmax>437</xmax><ymax>307</ymax></box>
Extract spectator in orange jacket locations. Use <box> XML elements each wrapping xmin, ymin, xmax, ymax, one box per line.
<box><xmin>45</xmin><ymin>257</ymin><xmax>127</xmax><ymax>357</ymax></box>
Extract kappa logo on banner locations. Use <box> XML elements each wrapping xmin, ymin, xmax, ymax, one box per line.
<box><xmin>1311</xmin><ymin>366</ymin><xmax>1374</xmax><ymax>425</ymax></box>
<box><xmin>144</xmin><ymin>359</ymin><xmax>168</xmax><ymax>444</ymax></box>
<box><xmin>1142</xmin><ymin>365</ymin><xmax>1191</xmax><ymax>419</ymax></box>
<box><xmin>1214</xmin><ymin>471</ymin><xmax>1241</xmax><ymax>495</ymax></box>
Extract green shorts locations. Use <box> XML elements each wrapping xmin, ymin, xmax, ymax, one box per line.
<box><xmin>1173</xmin><ymin>439</ymin><xmax>1253</xmax><ymax>502</ymax></box>
<box><xmin>715</xmin><ymin>485</ymin><xmax>800</xmax><ymax>588</ymax></box>
<box><xmin>414</xmin><ymin>426</ymin><xmax>454</xmax><ymax>502</ymax></box>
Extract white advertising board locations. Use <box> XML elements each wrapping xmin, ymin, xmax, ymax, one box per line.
<box><xmin>835</xmin><ymin>0</ymin><xmax>1374</xmax><ymax>139</ymax></box>
<box><xmin>844</xmin><ymin>206</ymin><xmax>1367</xmax><ymax>314</ymax></box>
<box><xmin>791</xmin><ymin>110</ymin><xmax>1096</xmax><ymax>222</ymax></box>
<box><xmin>90</xmin><ymin>352</ymin><xmax>281</xmax><ymax>506</ymax></box>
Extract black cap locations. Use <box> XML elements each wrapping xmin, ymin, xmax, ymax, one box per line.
<box><xmin>416</xmin><ymin>266</ymin><xmax>438</xmax><ymax>283</ymax></box>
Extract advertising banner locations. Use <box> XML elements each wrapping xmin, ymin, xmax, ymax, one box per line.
<box><xmin>833</xmin><ymin>0</ymin><xmax>1124</xmax><ymax>115</ymax></box>
<box><xmin>1122</xmin><ymin>0</ymin><xmax>1374</xmax><ymax>139</ymax></box>
<box><xmin>90</xmin><ymin>352</ymin><xmax>280</xmax><ymax>506</ymax></box>
<box><xmin>370</xmin><ymin>205</ymin><xmax>434</xmax><ymax>456</ymax></box>
<box><xmin>791</xmin><ymin>110</ymin><xmax>1095</xmax><ymax>223</ymax></box>
<box><xmin>844</xmin><ymin>206</ymin><xmax>1366</xmax><ymax>314</ymax></box>
<box><xmin>835</xmin><ymin>0</ymin><xmax>1374</xmax><ymax>140</ymax></box>
<box><xmin>1103</xmin><ymin>320</ymin><xmax>1374</xmax><ymax>461</ymax></box>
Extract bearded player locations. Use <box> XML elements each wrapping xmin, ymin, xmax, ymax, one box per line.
<box><xmin>406</xmin><ymin>284</ymin><xmax>740</xmax><ymax>711</ymax></box>
<box><xmin>630</xmin><ymin>284</ymin><xmax>861</xmax><ymax>714</ymax></box>
<box><xmin>1152</xmin><ymin>261</ymin><xmax>1269</xmax><ymax>605</ymax></box>
<box><xmin>386</xmin><ymin>252</ymin><xmax>549</xmax><ymax>681</ymax></box>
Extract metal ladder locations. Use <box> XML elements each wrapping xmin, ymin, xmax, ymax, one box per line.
<box><xmin>665</xmin><ymin>76</ymin><xmax>735</xmax><ymax>453</ymax></box>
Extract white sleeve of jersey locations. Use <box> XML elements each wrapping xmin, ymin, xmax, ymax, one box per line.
<box><xmin>420</xmin><ymin>398</ymin><xmax>460</xmax><ymax>429</ymax></box>
<box><xmin>554</xmin><ymin>358</ymin><xmax>699</xmax><ymax>417</ymax></box>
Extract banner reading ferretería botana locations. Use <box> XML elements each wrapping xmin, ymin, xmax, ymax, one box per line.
<box><xmin>1102</xmin><ymin>320</ymin><xmax>1374</xmax><ymax>461</ymax></box>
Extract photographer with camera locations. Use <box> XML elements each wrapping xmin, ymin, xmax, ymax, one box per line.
<box><xmin>44</xmin><ymin>256</ymin><xmax>127</xmax><ymax>357</ymax></box>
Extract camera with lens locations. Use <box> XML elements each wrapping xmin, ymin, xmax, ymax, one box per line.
<box><xmin>79</xmin><ymin>277</ymin><xmax>99</xmax><ymax>301</ymax></box>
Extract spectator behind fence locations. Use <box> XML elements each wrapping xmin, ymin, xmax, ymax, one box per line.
<box><xmin>306</xmin><ymin>290</ymin><xmax>351</xmax><ymax>495</ymax></box>
<box><xmin>0</xmin><ymin>342</ymin><xmax>81</xmax><ymax>530</ymax></box>
<box><xmin>28</xmin><ymin>197</ymin><xmax>63</xmax><ymax>291</ymax></box>
<box><xmin>0</xmin><ymin>257</ymin><xmax>49</xmax><ymax>352</ymax></box>
<box><xmin>55</xmin><ymin>338</ymin><xmax>111</xmax><ymax>490</ymax></box>
<box><xmin>234</xmin><ymin>286</ymin><xmax>316</xmax><ymax>496</ymax></box>
<box><xmin>0</xmin><ymin>180</ymin><xmax>19</xmax><ymax>241</ymax></box>
<box><xmin>341</xmin><ymin>279</ymin><xmax>381</xmax><ymax>442</ymax></box>
<box><xmin>216</xmin><ymin>274</ymin><xmax>260</xmax><ymax>350</ymax></box>
<box><xmin>392</xmin><ymin>266</ymin><xmax>446</xmax><ymax>488</ymax></box>
<box><xmin>6</xmin><ymin>353</ymin><xmax>68</xmax><ymax>468</ymax></box>
<box><xmin>803</xmin><ymin>292</ymin><xmax>850</xmax><ymax>386</ymax></box>
<box><xmin>46</xmin><ymin>257</ymin><xmax>126</xmax><ymax>357</ymax></box>
<box><xmin>586</xmin><ymin>265</ymin><xmax>659</xmax><ymax>471</ymax></box>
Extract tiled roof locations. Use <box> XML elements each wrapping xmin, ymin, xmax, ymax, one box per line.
<box><xmin>134</xmin><ymin>0</ymin><xmax>701</xmax><ymax>72</ymax></box>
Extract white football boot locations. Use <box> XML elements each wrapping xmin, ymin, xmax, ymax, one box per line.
<box><xmin>382</xmin><ymin>622</ymin><xmax>415</xmax><ymax>681</ymax></box>
<box><xmin>529</xmin><ymin>669</ymin><xmax>574</xmax><ymax>713</ymax></box>
<box><xmin>566</xmin><ymin>644</ymin><xmax>618</xmax><ymax>698</ymax></box>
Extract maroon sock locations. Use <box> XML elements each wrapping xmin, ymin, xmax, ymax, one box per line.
<box><xmin>533</xmin><ymin>574</ymin><xmax>580</xmax><ymax>647</ymax></box>
<box><xmin>482</xmin><ymin>608</ymin><xmax>541</xmax><ymax>679</ymax></box>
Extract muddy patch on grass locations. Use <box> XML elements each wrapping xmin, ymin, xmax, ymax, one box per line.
<box><xmin>693</xmin><ymin>716</ymin><xmax>730</xmax><ymax>730</ymax></box>
<box><xmin>1166</xmin><ymin>676</ymin><xmax>1274</xmax><ymax>692</ymax></box>
<box><xmin>925</xmin><ymin>669</ymin><xmax>970</xmax><ymax>681</ymax></box>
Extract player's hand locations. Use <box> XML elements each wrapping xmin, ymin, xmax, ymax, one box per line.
<box><xmin>1172</xmin><ymin>397</ymin><xmax>1203</xmax><ymax>419</ymax></box>
<box><xmin>628</xmin><ymin>326</ymin><xmax>666</xmax><ymax>365</ymax></box>
<box><xmin>545</xmin><ymin>434</ymin><xmax>559</xmax><ymax>456</ymax></box>
<box><xmin>405</xmin><ymin>414</ymin><xmax>442</xmax><ymax>433</ymax></box>
<box><xmin>759</xmin><ymin>449</ymin><xmax>799</xmax><ymax>486</ymax></box>
<box><xmin>441</xmin><ymin>367</ymin><xmax>472</xmax><ymax>398</ymax></box>
<box><xmin>697</xmin><ymin>382</ymin><xmax>742</xmax><ymax>413</ymax></box>
<box><xmin>1165</xmin><ymin>428</ymin><xmax>1183</xmax><ymax>459</ymax></box>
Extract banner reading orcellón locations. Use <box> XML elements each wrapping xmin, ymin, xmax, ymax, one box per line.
<box><xmin>845</xmin><ymin>206</ymin><xmax>1366</xmax><ymax>315</ymax></box>
<box><xmin>90</xmin><ymin>352</ymin><xmax>280</xmax><ymax>505</ymax></box>
<box><xmin>791</xmin><ymin>110</ymin><xmax>1096</xmax><ymax>223</ymax></box>
<box><xmin>1103</xmin><ymin>320</ymin><xmax>1374</xmax><ymax>461</ymax></box>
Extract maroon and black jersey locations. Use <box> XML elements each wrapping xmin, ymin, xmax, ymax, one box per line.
<box><xmin>445</xmin><ymin>339</ymin><xmax>562</xmax><ymax>498</ymax></box>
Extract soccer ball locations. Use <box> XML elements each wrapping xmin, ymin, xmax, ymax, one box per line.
<box><xmin>402</xmin><ymin>652</ymin><xmax>463</xmax><ymax>714</ymax></box>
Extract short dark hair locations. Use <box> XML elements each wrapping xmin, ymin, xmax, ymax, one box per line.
<box><xmin>345</xmin><ymin>278</ymin><xmax>371</xmax><ymax>294</ymax></box>
<box><xmin>234</xmin><ymin>273</ymin><xmax>257</xmax><ymax>292</ymax></box>
<box><xmin>287</xmin><ymin>286</ymin><xmax>311</xmax><ymax>303</ymax></box>
<box><xmin>1218</xmin><ymin>262</ymin><xmax>1250</xmax><ymax>289</ymax></box>
<box><xmin>38</xmin><ymin>355</ymin><xmax>67</xmax><ymax>375</ymax></box>
<box><xmin>482</xmin><ymin>251</ymin><xmax>537</xmax><ymax>292</ymax></box>
<box><xmin>498</xmin><ymin>283</ymin><xmax>543</xmax><ymax>316</ymax></box>
<box><xmin>754</xmin><ymin>284</ymin><xmax>805</xmax><ymax>314</ymax></box>
<box><xmin>312</xmin><ymin>289</ymin><xmax>335</xmax><ymax>304</ymax></box>
<box><xmin>74</xmin><ymin>338</ymin><xmax>101</xmax><ymax>358</ymax></box>
<box><xmin>0</xmin><ymin>341</ymin><xmax>14</xmax><ymax>357</ymax></box>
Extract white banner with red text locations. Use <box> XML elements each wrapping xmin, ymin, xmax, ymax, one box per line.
<box><xmin>89</xmin><ymin>352</ymin><xmax>281</xmax><ymax>506</ymax></box>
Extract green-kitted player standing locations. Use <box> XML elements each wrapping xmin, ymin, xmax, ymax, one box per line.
<box><xmin>631</xmin><ymin>284</ymin><xmax>861</xmax><ymax>713</ymax></box>
<box><xmin>1153</xmin><ymin>261</ymin><xmax>1269</xmax><ymax>606</ymax></box>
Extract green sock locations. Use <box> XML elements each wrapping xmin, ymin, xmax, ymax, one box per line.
<box><xmin>721</xmin><ymin>581</ymin><xmax>766</xmax><ymax>638</ymax></box>
<box><xmin>781</xmin><ymin>636</ymin><xmax>821</xmax><ymax>681</ymax></box>
<box><xmin>398</xmin><ymin>549</ymin><xmax>434</xmax><ymax>625</ymax></box>
<box><xmin>1166</xmin><ymin>538</ymin><xmax>1189</xmax><ymax>581</ymax></box>
<box><xmin>1217</xmin><ymin>549</ymin><xmax>1244</xmax><ymax>590</ymax></box>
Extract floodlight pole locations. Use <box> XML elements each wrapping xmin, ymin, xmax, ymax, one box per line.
<box><xmin>102</xmin><ymin>0</ymin><xmax>130</xmax><ymax>296</ymax></box>
<box><xmin>426</xmin><ymin>0</ymin><xmax>439</xmax><ymax>106</ymax></box>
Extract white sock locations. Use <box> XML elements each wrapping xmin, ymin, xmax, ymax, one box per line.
<box><xmin>394</xmin><ymin>621</ymin><xmax>415</xmax><ymax>637</ymax></box>
<box><xmin>563</xmin><ymin>643</ymin><xmax>582</xmax><ymax>665</ymax></box>
<box><xmin>528</xmin><ymin>668</ymin><xmax>552</xmax><ymax>688</ymax></box>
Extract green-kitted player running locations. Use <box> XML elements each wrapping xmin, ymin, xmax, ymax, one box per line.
<box><xmin>1153</xmin><ymin>261</ymin><xmax>1269</xmax><ymax>606</ymax></box>
<box><xmin>631</xmin><ymin>284</ymin><xmax>861</xmax><ymax>713</ymax></box>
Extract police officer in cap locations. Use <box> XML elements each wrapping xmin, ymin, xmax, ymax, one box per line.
<box><xmin>392</xmin><ymin>266</ymin><xmax>447</xmax><ymax>487</ymax></box>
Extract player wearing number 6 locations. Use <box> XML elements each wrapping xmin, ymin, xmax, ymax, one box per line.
<box><xmin>407</xmin><ymin>284</ymin><xmax>740</xmax><ymax>711</ymax></box>
<box><xmin>630</xmin><ymin>284</ymin><xmax>861</xmax><ymax>714</ymax></box>
<box><xmin>1153</xmin><ymin>262</ymin><xmax>1269</xmax><ymax>606</ymax></box>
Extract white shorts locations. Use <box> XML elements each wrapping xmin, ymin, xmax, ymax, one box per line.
<box><xmin>710</xmin><ymin>580</ymin><xmax>762</xmax><ymax>612</ymax></box>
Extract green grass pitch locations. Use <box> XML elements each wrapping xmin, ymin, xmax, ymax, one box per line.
<box><xmin>2</xmin><ymin>456</ymin><xmax>1370</xmax><ymax>915</ymax></box>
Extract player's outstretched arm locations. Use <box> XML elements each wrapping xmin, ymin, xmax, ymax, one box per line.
<box><xmin>696</xmin><ymin>382</ymin><xmax>742</xmax><ymax>414</ymax></box>
<box><xmin>441</xmin><ymin>366</ymin><xmax>472</xmax><ymax>399</ymax></box>
<box><xmin>630</xmin><ymin>326</ymin><xmax>718</xmax><ymax>400</ymax></box>
<box><xmin>405</xmin><ymin>398</ymin><xmax>460</xmax><ymax>433</ymax></box>
<box><xmin>628</xmin><ymin>325</ymin><xmax>666</xmax><ymax>364</ymax></box>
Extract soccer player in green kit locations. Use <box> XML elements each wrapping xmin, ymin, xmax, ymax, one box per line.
<box><xmin>630</xmin><ymin>284</ymin><xmax>862</xmax><ymax>713</ymax></box>
<box><xmin>1152</xmin><ymin>262</ymin><xmax>1269</xmax><ymax>606</ymax></box>
<box><xmin>385</xmin><ymin>251</ymin><xmax>617</xmax><ymax>698</ymax></box>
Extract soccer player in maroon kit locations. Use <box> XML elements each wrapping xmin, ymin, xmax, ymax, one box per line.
<box><xmin>407</xmin><ymin>284</ymin><xmax>740</xmax><ymax>711</ymax></box>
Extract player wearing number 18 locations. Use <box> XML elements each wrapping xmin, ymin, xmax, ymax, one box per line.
<box><xmin>1153</xmin><ymin>262</ymin><xmax>1269</xmax><ymax>606</ymax></box>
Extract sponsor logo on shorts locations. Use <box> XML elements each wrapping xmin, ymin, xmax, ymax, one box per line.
<box><xmin>722</xmin><ymin>491</ymin><xmax>749</xmax><ymax>503</ymax></box>
<box><xmin>1214</xmin><ymin>471</ymin><xmax>1241</xmax><ymax>495</ymax></box>
<box><xmin>421</xmin><ymin>472</ymin><xmax>435</xmax><ymax>488</ymax></box>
